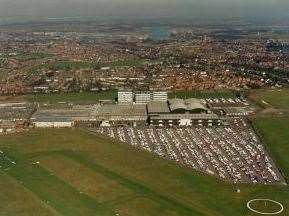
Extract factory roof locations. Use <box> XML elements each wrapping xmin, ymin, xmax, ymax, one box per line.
<box><xmin>92</xmin><ymin>104</ymin><xmax>147</xmax><ymax>121</ymax></box>
<box><xmin>168</xmin><ymin>98</ymin><xmax>207</xmax><ymax>112</ymax></box>
<box><xmin>150</xmin><ymin>113</ymin><xmax>219</xmax><ymax>120</ymax></box>
<box><xmin>147</xmin><ymin>101</ymin><xmax>170</xmax><ymax>114</ymax></box>
<box><xmin>0</xmin><ymin>102</ymin><xmax>35</xmax><ymax>120</ymax></box>
<box><xmin>32</xmin><ymin>105</ymin><xmax>93</xmax><ymax>122</ymax></box>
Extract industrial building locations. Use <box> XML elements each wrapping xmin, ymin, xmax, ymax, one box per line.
<box><xmin>118</xmin><ymin>89</ymin><xmax>134</xmax><ymax>103</ymax></box>
<box><xmin>31</xmin><ymin>105</ymin><xmax>93</xmax><ymax>128</ymax></box>
<box><xmin>91</xmin><ymin>103</ymin><xmax>147</xmax><ymax>127</ymax></box>
<box><xmin>0</xmin><ymin>102</ymin><xmax>35</xmax><ymax>133</ymax></box>
<box><xmin>28</xmin><ymin>89</ymin><xmax>223</xmax><ymax>129</ymax></box>
<box><xmin>147</xmin><ymin>101</ymin><xmax>170</xmax><ymax>115</ymax></box>
<box><xmin>117</xmin><ymin>89</ymin><xmax>168</xmax><ymax>104</ymax></box>
<box><xmin>151</xmin><ymin>91</ymin><xmax>168</xmax><ymax>101</ymax></box>
<box><xmin>147</xmin><ymin>99</ymin><xmax>220</xmax><ymax>126</ymax></box>
<box><xmin>168</xmin><ymin>98</ymin><xmax>208</xmax><ymax>113</ymax></box>
<box><xmin>88</xmin><ymin>94</ymin><xmax>222</xmax><ymax>127</ymax></box>
<box><xmin>135</xmin><ymin>92</ymin><xmax>151</xmax><ymax>104</ymax></box>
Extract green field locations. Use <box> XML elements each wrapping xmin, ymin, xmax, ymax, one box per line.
<box><xmin>168</xmin><ymin>89</ymin><xmax>238</xmax><ymax>99</ymax></box>
<box><xmin>248</xmin><ymin>88</ymin><xmax>289</xmax><ymax>110</ymax></box>
<box><xmin>29</xmin><ymin>59</ymin><xmax>146</xmax><ymax>74</ymax></box>
<box><xmin>248</xmin><ymin>199</ymin><xmax>283</xmax><ymax>214</ymax></box>
<box><xmin>250</xmin><ymin>88</ymin><xmax>289</xmax><ymax>184</ymax></box>
<box><xmin>31</xmin><ymin>90</ymin><xmax>117</xmax><ymax>104</ymax></box>
<box><xmin>0</xmin><ymin>127</ymin><xmax>288</xmax><ymax>216</ymax></box>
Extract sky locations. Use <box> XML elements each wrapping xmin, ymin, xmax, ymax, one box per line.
<box><xmin>0</xmin><ymin>0</ymin><xmax>288</xmax><ymax>23</ymax></box>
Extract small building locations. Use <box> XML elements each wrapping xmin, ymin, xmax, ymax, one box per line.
<box><xmin>34</xmin><ymin>119</ymin><xmax>74</xmax><ymax>128</ymax></box>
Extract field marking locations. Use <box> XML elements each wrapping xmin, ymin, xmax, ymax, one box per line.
<box><xmin>247</xmin><ymin>199</ymin><xmax>284</xmax><ymax>215</ymax></box>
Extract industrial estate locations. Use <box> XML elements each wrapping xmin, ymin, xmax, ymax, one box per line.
<box><xmin>0</xmin><ymin>89</ymin><xmax>284</xmax><ymax>186</ymax></box>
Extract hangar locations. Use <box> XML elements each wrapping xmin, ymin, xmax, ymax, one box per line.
<box><xmin>168</xmin><ymin>98</ymin><xmax>208</xmax><ymax>113</ymax></box>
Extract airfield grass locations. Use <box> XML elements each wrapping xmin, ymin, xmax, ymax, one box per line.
<box><xmin>0</xmin><ymin>127</ymin><xmax>288</xmax><ymax>216</ymax></box>
<box><xmin>248</xmin><ymin>88</ymin><xmax>289</xmax><ymax>109</ymax></box>
<box><xmin>248</xmin><ymin>199</ymin><xmax>283</xmax><ymax>214</ymax></box>
<box><xmin>252</xmin><ymin>116</ymin><xmax>289</xmax><ymax>181</ymax></box>
<box><xmin>0</xmin><ymin>174</ymin><xmax>59</xmax><ymax>216</ymax></box>
<box><xmin>250</xmin><ymin>88</ymin><xmax>289</xmax><ymax>184</ymax></box>
<box><xmin>31</xmin><ymin>90</ymin><xmax>117</xmax><ymax>104</ymax></box>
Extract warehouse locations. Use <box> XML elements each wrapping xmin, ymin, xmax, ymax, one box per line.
<box><xmin>32</xmin><ymin>105</ymin><xmax>92</xmax><ymax>128</ymax></box>
<box><xmin>147</xmin><ymin>101</ymin><xmax>170</xmax><ymax>115</ymax></box>
<box><xmin>91</xmin><ymin>103</ymin><xmax>147</xmax><ymax>127</ymax></box>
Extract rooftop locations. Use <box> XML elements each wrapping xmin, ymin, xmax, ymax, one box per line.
<box><xmin>147</xmin><ymin>101</ymin><xmax>170</xmax><ymax>114</ymax></box>
<box><xmin>150</xmin><ymin>113</ymin><xmax>219</xmax><ymax>120</ymax></box>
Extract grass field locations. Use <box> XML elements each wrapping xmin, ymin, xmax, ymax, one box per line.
<box><xmin>248</xmin><ymin>88</ymin><xmax>289</xmax><ymax>110</ymax></box>
<box><xmin>248</xmin><ymin>199</ymin><xmax>284</xmax><ymax>214</ymax></box>
<box><xmin>250</xmin><ymin>88</ymin><xmax>289</xmax><ymax>184</ymax></box>
<box><xmin>31</xmin><ymin>90</ymin><xmax>117</xmax><ymax>104</ymax></box>
<box><xmin>0</xmin><ymin>127</ymin><xmax>288</xmax><ymax>216</ymax></box>
<box><xmin>29</xmin><ymin>59</ymin><xmax>146</xmax><ymax>74</ymax></box>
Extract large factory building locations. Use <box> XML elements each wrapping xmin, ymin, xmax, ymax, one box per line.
<box><xmin>147</xmin><ymin>98</ymin><xmax>222</xmax><ymax>126</ymax></box>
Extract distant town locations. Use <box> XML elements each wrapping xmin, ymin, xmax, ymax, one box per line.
<box><xmin>0</xmin><ymin>21</ymin><xmax>288</xmax><ymax>96</ymax></box>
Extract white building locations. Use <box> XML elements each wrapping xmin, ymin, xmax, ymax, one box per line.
<box><xmin>151</xmin><ymin>91</ymin><xmax>168</xmax><ymax>102</ymax></box>
<box><xmin>34</xmin><ymin>121</ymin><xmax>73</xmax><ymax>128</ymax></box>
<box><xmin>118</xmin><ymin>90</ymin><xmax>133</xmax><ymax>103</ymax></box>
<box><xmin>135</xmin><ymin>92</ymin><xmax>151</xmax><ymax>104</ymax></box>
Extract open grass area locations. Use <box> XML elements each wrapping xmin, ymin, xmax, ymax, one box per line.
<box><xmin>252</xmin><ymin>116</ymin><xmax>289</xmax><ymax>182</ymax></box>
<box><xmin>168</xmin><ymin>89</ymin><xmax>238</xmax><ymax>99</ymax></box>
<box><xmin>248</xmin><ymin>88</ymin><xmax>289</xmax><ymax>109</ymax></box>
<box><xmin>29</xmin><ymin>58</ymin><xmax>146</xmax><ymax>74</ymax></box>
<box><xmin>102</xmin><ymin>59</ymin><xmax>146</xmax><ymax>67</ymax></box>
<box><xmin>248</xmin><ymin>199</ymin><xmax>284</xmax><ymax>214</ymax></box>
<box><xmin>31</xmin><ymin>90</ymin><xmax>117</xmax><ymax>104</ymax></box>
<box><xmin>14</xmin><ymin>52</ymin><xmax>54</xmax><ymax>61</ymax></box>
<box><xmin>250</xmin><ymin>88</ymin><xmax>289</xmax><ymax>185</ymax></box>
<box><xmin>0</xmin><ymin>128</ymin><xmax>288</xmax><ymax>216</ymax></box>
